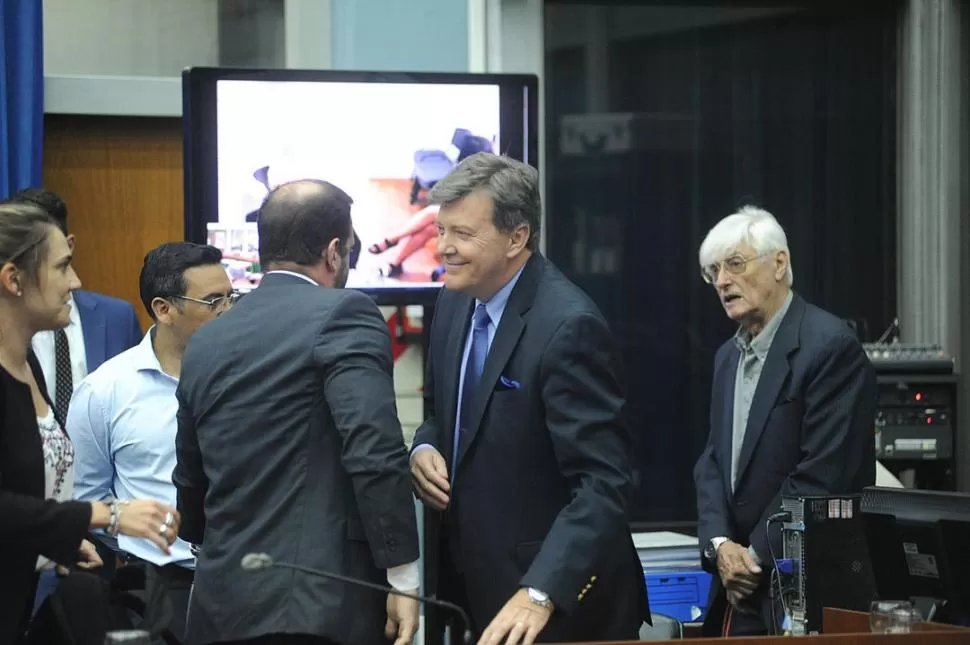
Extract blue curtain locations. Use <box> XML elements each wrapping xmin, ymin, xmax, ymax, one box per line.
<box><xmin>0</xmin><ymin>0</ymin><xmax>44</xmax><ymax>199</ymax></box>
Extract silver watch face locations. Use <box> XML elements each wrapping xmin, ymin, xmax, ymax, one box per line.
<box><xmin>528</xmin><ymin>588</ymin><xmax>550</xmax><ymax>605</ymax></box>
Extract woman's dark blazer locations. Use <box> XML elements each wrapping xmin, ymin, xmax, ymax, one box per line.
<box><xmin>0</xmin><ymin>351</ymin><xmax>91</xmax><ymax>644</ymax></box>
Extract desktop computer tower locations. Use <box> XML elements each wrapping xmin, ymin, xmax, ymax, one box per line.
<box><xmin>780</xmin><ymin>495</ymin><xmax>878</xmax><ymax>635</ymax></box>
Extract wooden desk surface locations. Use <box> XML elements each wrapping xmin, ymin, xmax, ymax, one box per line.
<box><xmin>823</xmin><ymin>607</ymin><xmax>967</xmax><ymax>634</ymax></box>
<box><xmin>549</xmin><ymin>607</ymin><xmax>969</xmax><ymax>644</ymax></box>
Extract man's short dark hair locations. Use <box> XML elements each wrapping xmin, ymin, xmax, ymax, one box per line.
<box><xmin>6</xmin><ymin>188</ymin><xmax>69</xmax><ymax>235</ymax></box>
<box><xmin>257</xmin><ymin>179</ymin><xmax>354</xmax><ymax>268</ymax></box>
<box><xmin>139</xmin><ymin>242</ymin><xmax>224</xmax><ymax>320</ymax></box>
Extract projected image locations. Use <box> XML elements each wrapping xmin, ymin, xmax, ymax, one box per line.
<box><xmin>212</xmin><ymin>80</ymin><xmax>501</xmax><ymax>291</ymax></box>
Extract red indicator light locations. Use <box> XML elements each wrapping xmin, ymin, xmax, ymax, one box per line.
<box><xmin>915</xmin><ymin>392</ymin><xmax>923</xmax><ymax>401</ymax></box>
<box><xmin>927</xmin><ymin>417</ymin><xmax>933</xmax><ymax>424</ymax></box>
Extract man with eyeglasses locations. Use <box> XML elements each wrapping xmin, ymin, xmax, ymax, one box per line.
<box><xmin>68</xmin><ymin>242</ymin><xmax>234</xmax><ymax>642</ymax></box>
<box><xmin>692</xmin><ymin>206</ymin><xmax>876</xmax><ymax>637</ymax></box>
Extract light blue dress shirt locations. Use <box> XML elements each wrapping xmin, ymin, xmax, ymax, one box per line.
<box><xmin>68</xmin><ymin>329</ymin><xmax>195</xmax><ymax>568</ymax></box>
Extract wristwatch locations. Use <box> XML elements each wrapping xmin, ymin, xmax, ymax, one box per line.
<box><xmin>527</xmin><ymin>587</ymin><xmax>554</xmax><ymax>610</ymax></box>
<box><xmin>704</xmin><ymin>537</ymin><xmax>729</xmax><ymax>562</ymax></box>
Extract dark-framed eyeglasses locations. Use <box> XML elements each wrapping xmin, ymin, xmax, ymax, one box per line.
<box><xmin>173</xmin><ymin>291</ymin><xmax>240</xmax><ymax>311</ymax></box>
<box><xmin>701</xmin><ymin>253</ymin><xmax>770</xmax><ymax>284</ymax></box>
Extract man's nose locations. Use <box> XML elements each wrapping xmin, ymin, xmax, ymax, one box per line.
<box><xmin>437</xmin><ymin>235</ymin><xmax>452</xmax><ymax>256</ymax></box>
<box><xmin>715</xmin><ymin>267</ymin><xmax>732</xmax><ymax>288</ymax></box>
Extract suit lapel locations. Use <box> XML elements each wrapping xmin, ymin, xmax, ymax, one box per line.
<box><xmin>455</xmin><ymin>254</ymin><xmax>543</xmax><ymax>471</ymax></box>
<box><xmin>735</xmin><ymin>296</ymin><xmax>804</xmax><ymax>485</ymax></box>
<box><xmin>716</xmin><ymin>346</ymin><xmax>741</xmax><ymax>497</ymax></box>
<box><xmin>74</xmin><ymin>291</ymin><xmax>106</xmax><ymax>370</ymax></box>
<box><xmin>443</xmin><ymin>295</ymin><xmax>474</xmax><ymax>468</ymax></box>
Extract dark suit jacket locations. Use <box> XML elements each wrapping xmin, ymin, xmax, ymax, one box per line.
<box><xmin>73</xmin><ymin>289</ymin><xmax>143</xmax><ymax>371</ymax></box>
<box><xmin>693</xmin><ymin>293</ymin><xmax>876</xmax><ymax>634</ymax></box>
<box><xmin>413</xmin><ymin>253</ymin><xmax>650</xmax><ymax>642</ymax></box>
<box><xmin>1</xmin><ymin>353</ymin><xmax>92</xmax><ymax>645</ymax></box>
<box><xmin>173</xmin><ymin>272</ymin><xmax>419</xmax><ymax>645</ymax></box>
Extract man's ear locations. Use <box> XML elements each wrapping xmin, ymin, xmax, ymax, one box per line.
<box><xmin>506</xmin><ymin>223</ymin><xmax>531</xmax><ymax>257</ymax></box>
<box><xmin>774</xmin><ymin>250</ymin><xmax>789</xmax><ymax>282</ymax></box>
<box><xmin>325</xmin><ymin>237</ymin><xmax>341</xmax><ymax>271</ymax></box>
<box><xmin>151</xmin><ymin>297</ymin><xmax>174</xmax><ymax>323</ymax></box>
<box><xmin>66</xmin><ymin>233</ymin><xmax>76</xmax><ymax>252</ymax></box>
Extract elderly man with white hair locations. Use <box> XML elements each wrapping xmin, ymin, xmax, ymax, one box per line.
<box><xmin>692</xmin><ymin>206</ymin><xmax>877</xmax><ymax>637</ymax></box>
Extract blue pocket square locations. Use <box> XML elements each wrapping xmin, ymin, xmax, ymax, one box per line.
<box><xmin>499</xmin><ymin>376</ymin><xmax>521</xmax><ymax>389</ymax></box>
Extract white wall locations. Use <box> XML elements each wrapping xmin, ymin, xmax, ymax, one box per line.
<box><xmin>43</xmin><ymin>0</ymin><xmax>219</xmax><ymax>77</ymax></box>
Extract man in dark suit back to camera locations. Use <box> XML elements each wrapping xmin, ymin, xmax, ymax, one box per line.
<box><xmin>693</xmin><ymin>206</ymin><xmax>876</xmax><ymax>637</ymax></box>
<box><xmin>410</xmin><ymin>152</ymin><xmax>650</xmax><ymax>644</ymax></box>
<box><xmin>174</xmin><ymin>180</ymin><xmax>420</xmax><ymax>645</ymax></box>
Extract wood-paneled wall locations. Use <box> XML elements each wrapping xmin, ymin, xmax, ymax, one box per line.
<box><xmin>43</xmin><ymin>115</ymin><xmax>184</xmax><ymax>332</ymax></box>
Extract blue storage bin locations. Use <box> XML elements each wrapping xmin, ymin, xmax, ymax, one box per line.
<box><xmin>644</xmin><ymin>569</ymin><xmax>713</xmax><ymax>623</ymax></box>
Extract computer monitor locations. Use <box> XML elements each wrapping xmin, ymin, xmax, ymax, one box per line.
<box><xmin>860</xmin><ymin>486</ymin><xmax>970</xmax><ymax>626</ymax></box>
<box><xmin>182</xmin><ymin>67</ymin><xmax>539</xmax><ymax>305</ymax></box>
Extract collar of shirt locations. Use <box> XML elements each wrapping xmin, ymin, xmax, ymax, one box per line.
<box><xmin>734</xmin><ymin>290</ymin><xmax>794</xmax><ymax>360</ymax></box>
<box><xmin>476</xmin><ymin>264</ymin><xmax>526</xmax><ymax>328</ymax></box>
<box><xmin>263</xmin><ymin>270</ymin><xmax>318</xmax><ymax>286</ymax></box>
<box><xmin>67</xmin><ymin>291</ymin><xmax>80</xmax><ymax>327</ymax></box>
<box><xmin>131</xmin><ymin>327</ymin><xmax>177</xmax><ymax>381</ymax></box>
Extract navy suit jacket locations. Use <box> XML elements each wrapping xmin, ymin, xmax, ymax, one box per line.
<box><xmin>693</xmin><ymin>293</ymin><xmax>876</xmax><ymax>634</ymax></box>
<box><xmin>73</xmin><ymin>289</ymin><xmax>142</xmax><ymax>372</ymax></box>
<box><xmin>414</xmin><ymin>253</ymin><xmax>649</xmax><ymax>641</ymax></box>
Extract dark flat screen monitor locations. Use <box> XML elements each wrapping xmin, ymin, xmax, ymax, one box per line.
<box><xmin>860</xmin><ymin>486</ymin><xmax>970</xmax><ymax>626</ymax></box>
<box><xmin>182</xmin><ymin>67</ymin><xmax>539</xmax><ymax>305</ymax></box>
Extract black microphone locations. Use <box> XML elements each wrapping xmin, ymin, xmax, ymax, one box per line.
<box><xmin>241</xmin><ymin>553</ymin><xmax>473</xmax><ymax>645</ymax></box>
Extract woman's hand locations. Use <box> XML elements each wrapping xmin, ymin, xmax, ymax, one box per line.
<box><xmin>76</xmin><ymin>539</ymin><xmax>103</xmax><ymax>570</ymax></box>
<box><xmin>54</xmin><ymin>539</ymin><xmax>104</xmax><ymax>576</ymax></box>
<box><xmin>117</xmin><ymin>500</ymin><xmax>181</xmax><ymax>554</ymax></box>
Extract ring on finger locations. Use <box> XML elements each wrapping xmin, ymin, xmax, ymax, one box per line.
<box><xmin>158</xmin><ymin>524</ymin><xmax>169</xmax><ymax>536</ymax></box>
<box><xmin>163</xmin><ymin>511</ymin><xmax>174</xmax><ymax>527</ymax></box>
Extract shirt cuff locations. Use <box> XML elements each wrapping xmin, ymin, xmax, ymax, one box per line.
<box><xmin>410</xmin><ymin>443</ymin><xmax>435</xmax><ymax>462</ymax></box>
<box><xmin>387</xmin><ymin>560</ymin><xmax>420</xmax><ymax>592</ymax></box>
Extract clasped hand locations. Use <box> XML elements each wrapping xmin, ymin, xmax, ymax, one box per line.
<box><xmin>716</xmin><ymin>540</ymin><xmax>762</xmax><ymax>613</ymax></box>
<box><xmin>55</xmin><ymin>539</ymin><xmax>104</xmax><ymax>576</ymax></box>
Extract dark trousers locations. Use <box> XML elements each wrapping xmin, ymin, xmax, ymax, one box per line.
<box><xmin>430</xmin><ymin>532</ymin><xmax>478</xmax><ymax>643</ymax></box>
<box><xmin>723</xmin><ymin>605</ymin><xmax>768</xmax><ymax>636</ymax></box>
<box><xmin>144</xmin><ymin>564</ymin><xmax>194</xmax><ymax>643</ymax></box>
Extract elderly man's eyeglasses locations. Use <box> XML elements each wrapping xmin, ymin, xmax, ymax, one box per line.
<box><xmin>173</xmin><ymin>291</ymin><xmax>240</xmax><ymax>311</ymax></box>
<box><xmin>701</xmin><ymin>254</ymin><xmax>770</xmax><ymax>284</ymax></box>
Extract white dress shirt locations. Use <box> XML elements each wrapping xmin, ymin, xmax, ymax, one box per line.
<box><xmin>32</xmin><ymin>293</ymin><xmax>87</xmax><ymax>393</ymax></box>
